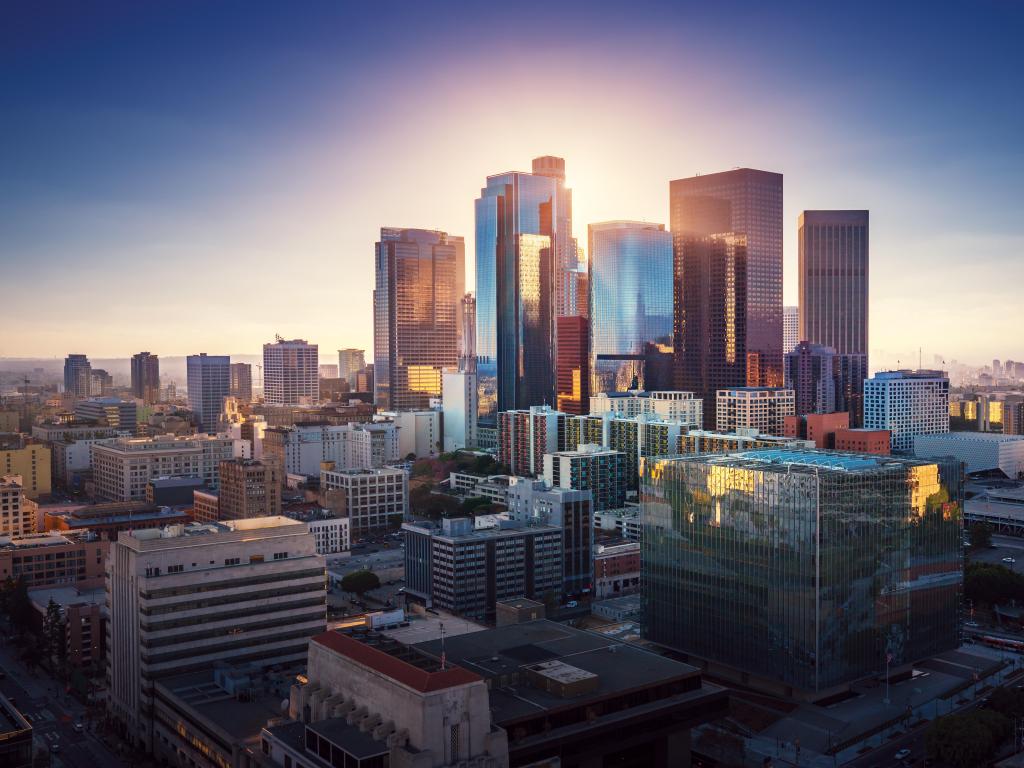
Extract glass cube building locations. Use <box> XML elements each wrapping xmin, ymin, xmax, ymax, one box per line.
<box><xmin>642</xmin><ymin>449</ymin><xmax>963</xmax><ymax>694</ymax></box>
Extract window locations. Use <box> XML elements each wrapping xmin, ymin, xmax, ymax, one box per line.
<box><xmin>167</xmin><ymin>564</ymin><xmax>183</xmax><ymax>574</ymax></box>
<box><xmin>273</xmin><ymin>552</ymin><xmax>288</xmax><ymax>561</ymax></box>
<box><xmin>224</xmin><ymin>558</ymin><xmax>240</xmax><ymax>566</ymax></box>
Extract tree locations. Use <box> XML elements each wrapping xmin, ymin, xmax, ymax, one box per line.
<box><xmin>341</xmin><ymin>570</ymin><xmax>380</xmax><ymax>597</ymax></box>
<box><xmin>42</xmin><ymin>598</ymin><xmax>65</xmax><ymax>664</ymax></box>
<box><xmin>970</xmin><ymin>523</ymin><xmax>993</xmax><ymax>550</ymax></box>
<box><xmin>926</xmin><ymin>708</ymin><xmax>1011</xmax><ymax>768</ymax></box>
<box><xmin>987</xmin><ymin>686</ymin><xmax>1024</xmax><ymax>720</ymax></box>
<box><xmin>965</xmin><ymin>562</ymin><xmax>1024</xmax><ymax>607</ymax></box>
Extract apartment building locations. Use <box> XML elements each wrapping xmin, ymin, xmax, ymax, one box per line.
<box><xmin>262</xmin><ymin>422</ymin><xmax>398</xmax><ymax>478</ymax></box>
<box><xmin>0</xmin><ymin>476</ymin><xmax>36</xmax><ymax>537</ymax></box>
<box><xmin>716</xmin><ymin>386</ymin><xmax>796</xmax><ymax>435</ymax></box>
<box><xmin>319</xmin><ymin>466</ymin><xmax>408</xmax><ymax>536</ymax></box>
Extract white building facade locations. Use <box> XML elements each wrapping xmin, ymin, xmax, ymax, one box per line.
<box><xmin>914</xmin><ymin>432</ymin><xmax>1024</xmax><ymax>478</ymax></box>
<box><xmin>864</xmin><ymin>370</ymin><xmax>949</xmax><ymax>452</ymax></box>
<box><xmin>442</xmin><ymin>370</ymin><xmax>477</xmax><ymax>451</ymax></box>
<box><xmin>716</xmin><ymin>387</ymin><xmax>796</xmax><ymax>435</ymax></box>
<box><xmin>589</xmin><ymin>390</ymin><xmax>703</xmax><ymax>426</ymax></box>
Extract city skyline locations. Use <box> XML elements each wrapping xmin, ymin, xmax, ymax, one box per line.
<box><xmin>3</xmin><ymin>2</ymin><xmax>1022</xmax><ymax>364</ymax></box>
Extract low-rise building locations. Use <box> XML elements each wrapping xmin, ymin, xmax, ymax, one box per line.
<box><xmin>45</xmin><ymin>501</ymin><xmax>191</xmax><ymax>540</ymax></box>
<box><xmin>447</xmin><ymin>472</ymin><xmax>512</xmax><ymax>504</ymax></box>
<box><xmin>218</xmin><ymin>458</ymin><xmax>282</xmax><ymax>520</ymax></box>
<box><xmin>834</xmin><ymin>428</ymin><xmax>891</xmax><ymax>455</ymax></box>
<box><xmin>262</xmin><ymin>422</ymin><xmax>399</xmax><ymax>478</ymax></box>
<box><xmin>320</xmin><ymin>466</ymin><xmax>408</xmax><ymax>536</ymax></box>
<box><xmin>145</xmin><ymin>476</ymin><xmax>205</xmax><ymax>506</ymax></box>
<box><xmin>90</xmin><ymin>433</ymin><xmax>235</xmax><ymax>501</ymax></box>
<box><xmin>0</xmin><ymin>434</ymin><xmax>51</xmax><ymax>499</ymax></box>
<box><xmin>679</xmin><ymin>428</ymin><xmax>814</xmax><ymax>455</ymax></box>
<box><xmin>106</xmin><ymin>517</ymin><xmax>327</xmax><ymax>750</ymax></box>
<box><xmin>73</xmin><ymin>397</ymin><xmax>137</xmax><ymax>435</ymax></box>
<box><xmin>29</xmin><ymin>585</ymin><xmax>105</xmax><ymax>668</ymax></box>
<box><xmin>0</xmin><ymin>531</ymin><xmax>108</xmax><ymax>589</ymax></box>
<box><xmin>914</xmin><ymin>432</ymin><xmax>1024</xmax><ymax>478</ymax></box>
<box><xmin>783</xmin><ymin>411</ymin><xmax>851</xmax><ymax>448</ymax></box>
<box><xmin>379</xmin><ymin>409</ymin><xmax>441</xmax><ymax>458</ymax></box>
<box><xmin>594</xmin><ymin>507</ymin><xmax>641</xmax><ymax>540</ymax></box>
<box><xmin>191</xmin><ymin>489</ymin><xmax>220</xmax><ymax>524</ymax></box>
<box><xmin>594</xmin><ymin>541</ymin><xmax>640</xmax><ymax>599</ymax></box>
<box><xmin>0</xmin><ymin>475</ymin><xmax>37</xmax><ymax>537</ymax></box>
<box><xmin>283</xmin><ymin>508</ymin><xmax>351</xmax><ymax>555</ymax></box>
<box><xmin>0</xmin><ymin>692</ymin><xmax>32</xmax><ymax>768</ymax></box>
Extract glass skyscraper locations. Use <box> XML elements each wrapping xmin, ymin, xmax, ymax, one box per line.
<box><xmin>475</xmin><ymin>158</ymin><xmax>573</xmax><ymax>436</ymax></box>
<box><xmin>642</xmin><ymin>449</ymin><xmax>962</xmax><ymax>694</ymax></box>
<box><xmin>373</xmin><ymin>228</ymin><xmax>462</xmax><ymax>411</ymax></box>
<box><xmin>186</xmin><ymin>353</ymin><xmax>230</xmax><ymax>433</ymax></box>
<box><xmin>588</xmin><ymin>221</ymin><xmax>673</xmax><ymax>394</ymax></box>
<box><xmin>670</xmin><ymin>168</ymin><xmax>784</xmax><ymax>388</ymax></box>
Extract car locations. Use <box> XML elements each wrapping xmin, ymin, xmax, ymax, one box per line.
<box><xmin>965</xmin><ymin>620</ymin><xmax>980</xmax><ymax>627</ymax></box>
<box><xmin>72</xmin><ymin>722</ymin><xmax>84</xmax><ymax>733</ymax></box>
<box><xmin>50</xmin><ymin>743</ymin><xmax>61</xmax><ymax>753</ymax></box>
<box><xmin>1003</xmin><ymin>557</ymin><xmax>1017</xmax><ymax>564</ymax></box>
<box><xmin>894</xmin><ymin>748</ymin><xmax>911</xmax><ymax>760</ymax></box>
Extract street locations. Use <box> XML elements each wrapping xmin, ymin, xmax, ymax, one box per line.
<box><xmin>0</xmin><ymin>637</ymin><xmax>125</xmax><ymax>767</ymax></box>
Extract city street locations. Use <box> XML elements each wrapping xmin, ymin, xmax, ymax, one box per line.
<box><xmin>0</xmin><ymin>637</ymin><xmax>125</xmax><ymax>767</ymax></box>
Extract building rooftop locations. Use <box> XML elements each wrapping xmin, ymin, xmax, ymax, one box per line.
<box><xmin>412</xmin><ymin>619</ymin><xmax>706</xmax><ymax>724</ymax></box>
<box><xmin>670</xmin><ymin>449</ymin><xmax>935</xmax><ymax>474</ymax></box>
<box><xmin>147</xmin><ymin>476</ymin><xmax>206</xmax><ymax>488</ymax></box>
<box><xmin>50</xmin><ymin>504</ymin><xmax>190</xmax><ymax>529</ymax></box>
<box><xmin>0</xmin><ymin>692</ymin><xmax>31</xmax><ymax>737</ymax></box>
<box><xmin>0</xmin><ymin>531</ymin><xmax>99</xmax><ymax>550</ymax></box>
<box><xmin>125</xmin><ymin>516</ymin><xmax>308</xmax><ymax>546</ymax></box>
<box><xmin>28</xmin><ymin>585</ymin><xmax>105</xmax><ymax>610</ymax></box>
<box><xmin>916</xmin><ymin>432</ymin><xmax>1024</xmax><ymax>444</ymax></box>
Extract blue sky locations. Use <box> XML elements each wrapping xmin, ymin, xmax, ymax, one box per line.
<box><xmin>2</xmin><ymin>1</ymin><xmax>1021</xmax><ymax>366</ymax></box>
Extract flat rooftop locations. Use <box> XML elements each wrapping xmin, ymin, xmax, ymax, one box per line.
<box><xmin>412</xmin><ymin>619</ymin><xmax>704</xmax><ymax>724</ymax></box>
<box><xmin>673</xmin><ymin>449</ymin><xmax>935</xmax><ymax>474</ymax></box>
<box><xmin>28</xmin><ymin>585</ymin><xmax>105</xmax><ymax>610</ymax></box>
<box><xmin>916</xmin><ymin>432</ymin><xmax>1024</xmax><ymax>444</ymax></box>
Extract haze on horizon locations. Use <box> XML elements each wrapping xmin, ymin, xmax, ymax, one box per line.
<box><xmin>2</xmin><ymin>1</ymin><xmax>1022</xmax><ymax>368</ymax></box>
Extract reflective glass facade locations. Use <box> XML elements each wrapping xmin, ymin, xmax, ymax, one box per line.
<box><xmin>373</xmin><ymin>228</ymin><xmax>462</xmax><ymax>411</ymax></box>
<box><xmin>642</xmin><ymin>450</ymin><xmax>962</xmax><ymax>693</ymax></box>
<box><xmin>670</xmin><ymin>168</ymin><xmax>784</xmax><ymax>388</ymax></box>
<box><xmin>588</xmin><ymin>221</ymin><xmax>673</xmax><ymax>394</ymax></box>
<box><xmin>475</xmin><ymin>163</ymin><xmax>571</xmax><ymax>427</ymax></box>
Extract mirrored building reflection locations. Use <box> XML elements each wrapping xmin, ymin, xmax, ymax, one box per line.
<box><xmin>642</xmin><ymin>449</ymin><xmax>963</xmax><ymax>696</ymax></box>
<box><xmin>588</xmin><ymin>221</ymin><xmax>673</xmax><ymax>395</ymax></box>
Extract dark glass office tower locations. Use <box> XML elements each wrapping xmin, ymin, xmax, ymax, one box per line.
<box><xmin>373</xmin><ymin>228</ymin><xmax>462</xmax><ymax>411</ymax></box>
<box><xmin>130</xmin><ymin>352</ymin><xmax>160</xmax><ymax>405</ymax></box>
<box><xmin>476</xmin><ymin>158</ymin><xmax>572</xmax><ymax>435</ymax></box>
<box><xmin>642</xmin><ymin>450</ymin><xmax>963</xmax><ymax>694</ymax></box>
<box><xmin>673</xmin><ymin>234</ymin><xmax>748</xmax><ymax>428</ymax></box>
<box><xmin>589</xmin><ymin>221</ymin><xmax>674</xmax><ymax>394</ymax></box>
<box><xmin>799</xmin><ymin>210</ymin><xmax>869</xmax><ymax>425</ymax></box>
<box><xmin>63</xmin><ymin>354</ymin><xmax>91</xmax><ymax>398</ymax></box>
<box><xmin>670</xmin><ymin>168</ymin><xmax>784</xmax><ymax>387</ymax></box>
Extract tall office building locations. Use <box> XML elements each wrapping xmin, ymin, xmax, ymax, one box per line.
<box><xmin>673</xmin><ymin>234</ymin><xmax>748</xmax><ymax>426</ymax></box>
<box><xmin>373</xmin><ymin>228</ymin><xmax>462</xmax><ymax>411</ymax></box>
<box><xmin>783</xmin><ymin>305</ymin><xmax>799</xmax><ymax>353</ymax></box>
<box><xmin>106</xmin><ymin>518</ymin><xmax>326</xmax><ymax>749</ymax></box>
<box><xmin>229</xmin><ymin>362</ymin><xmax>253</xmax><ymax>403</ymax></box>
<box><xmin>74</xmin><ymin>397</ymin><xmax>137</xmax><ymax>434</ymax></box>
<box><xmin>459</xmin><ymin>292</ymin><xmax>477</xmax><ymax>373</ymax></box>
<box><xmin>63</xmin><ymin>354</ymin><xmax>91</xmax><ymax>398</ymax></box>
<box><xmin>784</xmin><ymin>341</ymin><xmax>838</xmax><ymax>415</ymax></box>
<box><xmin>670</xmin><ymin>168</ymin><xmax>784</xmax><ymax>388</ymax></box>
<box><xmin>864</xmin><ymin>370</ymin><xmax>950</xmax><ymax>452</ymax></box>
<box><xmin>475</xmin><ymin>156</ymin><xmax>574</xmax><ymax>438</ymax></box>
<box><xmin>531</xmin><ymin>155</ymin><xmax>576</xmax><ymax>319</ymax></box>
<box><xmin>642</xmin><ymin>450</ymin><xmax>962</xmax><ymax>694</ymax></box>
<box><xmin>799</xmin><ymin>211</ymin><xmax>869</xmax><ymax>424</ymax></box>
<box><xmin>555</xmin><ymin>315</ymin><xmax>589</xmax><ymax>415</ymax></box>
<box><xmin>589</xmin><ymin>221</ymin><xmax>674</xmax><ymax>393</ymax></box>
<box><xmin>263</xmin><ymin>338</ymin><xmax>319</xmax><ymax>406</ymax></box>
<box><xmin>337</xmin><ymin>349</ymin><xmax>365</xmax><ymax>388</ymax></box>
<box><xmin>186</xmin><ymin>353</ymin><xmax>230</xmax><ymax>433</ymax></box>
<box><xmin>130</xmin><ymin>352</ymin><xmax>160</xmax><ymax>405</ymax></box>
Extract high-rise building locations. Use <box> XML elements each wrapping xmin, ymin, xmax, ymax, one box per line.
<box><xmin>263</xmin><ymin>338</ymin><xmax>319</xmax><ymax>406</ymax></box>
<box><xmin>318</xmin><ymin>364</ymin><xmax>338</xmax><ymax>379</ymax></box>
<box><xmin>186</xmin><ymin>353</ymin><xmax>230</xmax><ymax>433</ymax></box>
<box><xmin>0</xmin><ymin>435</ymin><xmax>51</xmax><ymax>499</ymax></box>
<box><xmin>785</xmin><ymin>341</ymin><xmax>838</xmax><ymax>415</ymax></box>
<box><xmin>783</xmin><ymin>305</ymin><xmax>799</xmax><ymax>353</ymax></box>
<box><xmin>74</xmin><ymin>397</ymin><xmax>137</xmax><ymax>434</ymax></box>
<box><xmin>497</xmin><ymin>405</ymin><xmax>568</xmax><ymax>476</ymax></box>
<box><xmin>642</xmin><ymin>450</ymin><xmax>962</xmax><ymax>694</ymax></box>
<box><xmin>798</xmin><ymin>210</ymin><xmax>869</xmax><ymax>424</ymax></box>
<box><xmin>863</xmin><ymin>370</ymin><xmax>950</xmax><ymax>452</ymax></box>
<box><xmin>373</xmin><ymin>228</ymin><xmax>462</xmax><ymax>411</ymax></box>
<box><xmin>63</xmin><ymin>354</ymin><xmax>91</xmax><ymax>398</ymax></box>
<box><xmin>555</xmin><ymin>315</ymin><xmax>589</xmax><ymax>415</ymax></box>
<box><xmin>337</xmin><ymin>349</ymin><xmax>365</xmax><ymax>389</ymax></box>
<box><xmin>716</xmin><ymin>387</ymin><xmax>795</xmax><ymax>435</ymax></box>
<box><xmin>0</xmin><ymin>476</ymin><xmax>36</xmax><ymax>537</ymax></box>
<box><xmin>506</xmin><ymin>478</ymin><xmax>594</xmax><ymax>596</ymax></box>
<box><xmin>670</xmin><ymin>168</ymin><xmax>784</xmax><ymax>388</ymax></box>
<box><xmin>88</xmin><ymin>368</ymin><xmax>113</xmax><ymax>397</ymax></box>
<box><xmin>106</xmin><ymin>518</ymin><xmax>326</xmax><ymax>749</ymax></box>
<box><xmin>864</xmin><ymin>370</ymin><xmax>950</xmax><ymax>454</ymax></box>
<box><xmin>673</xmin><ymin>234</ymin><xmax>749</xmax><ymax>427</ymax></box>
<box><xmin>531</xmin><ymin>155</ymin><xmax>576</xmax><ymax>320</ymax></box>
<box><xmin>402</xmin><ymin>516</ymin><xmax>562</xmax><ymax>620</ymax></box>
<box><xmin>459</xmin><ymin>292</ymin><xmax>477</xmax><ymax>373</ymax></box>
<box><xmin>130</xmin><ymin>352</ymin><xmax>160</xmax><ymax>405</ymax></box>
<box><xmin>589</xmin><ymin>390</ymin><xmax>703</xmax><ymax>425</ymax></box>
<box><xmin>442</xmin><ymin>370</ymin><xmax>477</xmax><ymax>451</ymax></box>
<box><xmin>475</xmin><ymin>157</ymin><xmax>573</xmax><ymax>438</ymax></box>
<box><xmin>542</xmin><ymin>443</ymin><xmax>626</xmax><ymax>512</ymax></box>
<box><xmin>217</xmin><ymin>458</ymin><xmax>281</xmax><ymax>520</ymax></box>
<box><xmin>588</xmin><ymin>221</ymin><xmax>674</xmax><ymax>393</ymax></box>
<box><xmin>229</xmin><ymin>362</ymin><xmax>252</xmax><ymax>403</ymax></box>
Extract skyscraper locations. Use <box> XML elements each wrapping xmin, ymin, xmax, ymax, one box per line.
<box><xmin>229</xmin><ymin>362</ymin><xmax>252</xmax><ymax>402</ymax></box>
<box><xmin>337</xmin><ymin>349</ymin><xmax>365</xmax><ymax>389</ymax></box>
<box><xmin>784</xmin><ymin>341</ymin><xmax>838</xmax><ymax>415</ymax></box>
<box><xmin>186</xmin><ymin>353</ymin><xmax>230</xmax><ymax>433</ymax></box>
<box><xmin>588</xmin><ymin>221</ymin><xmax>674</xmax><ymax>393</ymax></box>
<box><xmin>373</xmin><ymin>228</ymin><xmax>462</xmax><ymax>411</ymax></box>
<box><xmin>263</xmin><ymin>337</ymin><xmax>319</xmax><ymax>406</ymax></box>
<box><xmin>555</xmin><ymin>315</ymin><xmax>589</xmax><ymax>416</ymax></box>
<box><xmin>673</xmin><ymin>234</ymin><xmax>748</xmax><ymax>427</ymax></box>
<box><xmin>475</xmin><ymin>156</ymin><xmax>574</xmax><ymax>441</ymax></box>
<box><xmin>130</xmin><ymin>352</ymin><xmax>160</xmax><ymax>405</ymax></box>
<box><xmin>783</xmin><ymin>305</ymin><xmax>799</xmax><ymax>353</ymax></box>
<box><xmin>459</xmin><ymin>293</ymin><xmax>476</xmax><ymax>373</ymax></box>
<box><xmin>670</xmin><ymin>168</ymin><xmax>784</xmax><ymax>387</ymax></box>
<box><xmin>63</xmin><ymin>354</ymin><xmax>91</xmax><ymax>398</ymax></box>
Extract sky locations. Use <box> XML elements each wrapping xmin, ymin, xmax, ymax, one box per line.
<box><xmin>2</xmin><ymin>1</ymin><xmax>1022</xmax><ymax>369</ymax></box>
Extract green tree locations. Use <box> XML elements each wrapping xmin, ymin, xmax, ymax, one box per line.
<box><xmin>969</xmin><ymin>523</ymin><xmax>993</xmax><ymax>550</ymax></box>
<box><xmin>965</xmin><ymin>562</ymin><xmax>1024</xmax><ymax>606</ymax></box>
<box><xmin>461</xmin><ymin>496</ymin><xmax>494</xmax><ymax>515</ymax></box>
<box><xmin>341</xmin><ymin>570</ymin><xmax>380</xmax><ymax>597</ymax></box>
<box><xmin>926</xmin><ymin>709</ymin><xmax>1012</xmax><ymax>768</ymax></box>
<box><xmin>987</xmin><ymin>686</ymin><xmax>1024</xmax><ymax>719</ymax></box>
<box><xmin>42</xmin><ymin>598</ymin><xmax>65</xmax><ymax>663</ymax></box>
